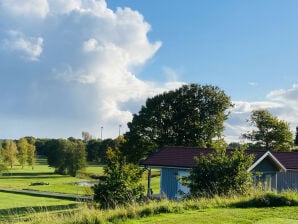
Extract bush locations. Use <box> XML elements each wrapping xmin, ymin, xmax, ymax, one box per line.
<box><xmin>93</xmin><ymin>139</ymin><xmax>144</xmax><ymax>209</ymax></box>
<box><xmin>186</xmin><ymin>147</ymin><xmax>254</xmax><ymax>197</ymax></box>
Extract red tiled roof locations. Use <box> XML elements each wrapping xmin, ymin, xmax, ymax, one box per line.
<box><xmin>140</xmin><ymin>146</ymin><xmax>298</xmax><ymax>170</ymax></box>
<box><xmin>272</xmin><ymin>151</ymin><xmax>298</xmax><ymax>170</ymax></box>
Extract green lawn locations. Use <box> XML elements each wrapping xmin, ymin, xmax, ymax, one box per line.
<box><xmin>0</xmin><ymin>158</ymin><xmax>104</xmax><ymax>195</ymax></box>
<box><xmin>0</xmin><ymin>158</ymin><xmax>160</xmax><ymax>196</ymax></box>
<box><xmin>0</xmin><ymin>192</ymin><xmax>78</xmax><ymax>223</ymax></box>
<box><xmin>125</xmin><ymin>207</ymin><xmax>298</xmax><ymax>224</ymax></box>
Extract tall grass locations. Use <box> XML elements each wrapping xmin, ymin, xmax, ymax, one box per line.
<box><xmin>8</xmin><ymin>190</ymin><xmax>298</xmax><ymax>224</ymax></box>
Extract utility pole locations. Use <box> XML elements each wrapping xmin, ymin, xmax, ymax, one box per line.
<box><xmin>100</xmin><ymin>126</ymin><xmax>103</xmax><ymax>139</ymax></box>
<box><xmin>118</xmin><ymin>124</ymin><xmax>122</xmax><ymax>136</ymax></box>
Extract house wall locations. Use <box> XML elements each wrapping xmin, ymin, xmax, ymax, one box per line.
<box><xmin>160</xmin><ymin>168</ymin><xmax>178</xmax><ymax>200</ymax></box>
<box><xmin>250</xmin><ymin>157</ymin><xmax>278</xmax><ymax>191</ymax></box>
<box><xmin>277</xmin><ymin>170</ymin><xmax>298</xmax><ymax>191</ymax></box>
<box><xmin>160</xmin><ymin>168</ymin><xmax>189</xmax><ymax>200</ymax></box>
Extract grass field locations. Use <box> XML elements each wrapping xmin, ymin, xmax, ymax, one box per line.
<box><xmin>124</xmin><ymin>207</ymin><xmax>298</xmax><ymax>224</ymax></box>
<box><xmin>0</xmin><ymin>192</ymin><xmax>79</xmax><ymax>223</ymax></box>
<box><xmin>0</xmin><ymin>158</ymin><xmax>160</xmax><ymax>196</ymax></box>
<box><xmin>0</xmin><ymin>158</ymin><xmax>103</xmax><ymax>195</ymax></box>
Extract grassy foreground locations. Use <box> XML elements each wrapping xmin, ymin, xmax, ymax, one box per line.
<box><xmin>124</xmin><ymin>207</ymin><xmax>298</xmax><ymax>224</ymax></box>
<box><xmin>2</xmin><ymin>191</ymin><xmax>295</xmax><ymax>224</ymax></box>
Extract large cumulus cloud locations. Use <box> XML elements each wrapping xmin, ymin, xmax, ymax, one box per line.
<box><xmin>0</xmin><ymin>0</ymin><xmax>182</xmax><ymax>138</ymax></box>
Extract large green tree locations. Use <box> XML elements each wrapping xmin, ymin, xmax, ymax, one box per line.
<box><xmin>123</xmin><ymin>83</ymin><xmax>233</xmax><ymax>163</ymax></box>
<box><xmin>243</xmin><ymin>109</ymin><xmax>293</xmax><ymax>151</ymax></box>
<box><xmin>46</xmin><ymin>139</ymin><xmax>87</xmax><ymax>176</ymax></box>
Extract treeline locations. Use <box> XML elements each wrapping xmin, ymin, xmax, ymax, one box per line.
<box><xmin>35</xmin><ymin>137</ymin><xmax>117</xmax><ymax>163</ymax></box>
<box><xmin>0</xmin><ymin>137</ymin><xmax>36</xmax><ymax>170</ymax></box>
<box><xmin>38</xmin><ymin>137</ymin><xmax>119</xmax><ymax>176</ymax></box>
<box><xmin>0</xmin><ymin>136</ymin><xmax>123</xmax><ymax>176</ymax></box>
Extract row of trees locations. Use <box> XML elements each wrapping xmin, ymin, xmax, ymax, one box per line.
<box><xmin>0</xmin><ymin>138</ymin><xmax>36</xmax><ymax>171</ymax></box>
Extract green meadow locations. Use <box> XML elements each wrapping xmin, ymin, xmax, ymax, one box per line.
<box><xmin>0</xmin><ymin>158</ymin><xmax>160</xmax><ymax>196</ymax></box>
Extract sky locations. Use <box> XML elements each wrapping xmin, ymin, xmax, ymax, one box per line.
<box><xmin>0</xmin><ymin>0</ymin><xmax>298</xmax><ymax>142</ymax></box>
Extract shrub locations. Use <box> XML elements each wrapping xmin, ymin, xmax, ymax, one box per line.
<box><xmin>185</xmin><ymin>147</ymin><xmax>254</xmax><ymax>197</ymax></box>
<box><xmin>93</xmin><ymin>138</ymin><xmax>144</xmax><ymax>209</ymax></box>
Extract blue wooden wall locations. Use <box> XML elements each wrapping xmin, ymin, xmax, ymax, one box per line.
<box><xmin>160</xmin><ymin>168</ymin><xmax>178</xmax><ymax>200</ymax></box>
<box><xmin>277</xmin><ymin>170</ymin><xmax>298</xmax><ymax>191</ymax></box>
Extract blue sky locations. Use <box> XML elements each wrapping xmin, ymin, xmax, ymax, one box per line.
<box><xmin>1</xmin><ymin>0</ymin><xmax>298</xmax><ymax>142</ymax></box>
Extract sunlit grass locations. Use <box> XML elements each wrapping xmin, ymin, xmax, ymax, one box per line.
<box><xmin>0</xmin><ymin>157</ymin><xmax>160</xmax><ymax>196</ymax></box>
<box><xmin>0</xmin><ymin>158</ymin><xmax>102</xmax><ymax>195</ymax></box>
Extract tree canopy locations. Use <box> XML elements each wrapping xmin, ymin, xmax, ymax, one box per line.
<box><xmin>46</xmin><ymin>139</ymin><xmax>87</xmax><ymax>176</ymax></box>
<box><xmin>243</xmin><ymin>109</ymin><xmax>293</xmax><ymax>151</ymax></box>
<box><xmin>123</xmin><ymin>83</ymin><xmax>233</xmax><ymax>163</ymax></box>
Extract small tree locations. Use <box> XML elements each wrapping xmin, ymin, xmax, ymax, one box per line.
<box><xmin>185</xmin><ymin>147</ymin><xmax>254</xmax><ymax>197</ymax></box>
<box><xmin>17</xmin><ymin>138</ymin><xmax>29</xmax><ymax>169</ymax></box>
<box><xmin>3</xmin><ymin>140</ymin><xmax>18</xmax><ymax>169</ymax></box>
<box><xmin>0</xmin><ymin>141</ymin><xmax>7</xmax><ymax>173</ymax></box>
<box><xmin>27</xmin><ymin>143</ymin><xmax>36</xmax><ymax>169</ymax></box>
<box><xmin>93</xmin><ymin>137</ymin><xmax>144</xmax><ymax>209</ymax></box>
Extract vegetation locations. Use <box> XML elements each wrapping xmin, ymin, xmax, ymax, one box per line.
<box><xmin>17</xmin><ymin>138</ymin><xmax>29</xmax><ymax>169</ymax></box>
<box><xmin>3</xmin><ymin>140</ymin><xmax>18</xmax><ymax>169</ymax></box>
<box><xmin>1</xmin><ymin>191</ymin><xmax>296</xmax><ymax>224</ymax></box>
<box><xmin>0</xmin><ymin>141</ymin><xmax>7</xmax><ymax>173</ymax></box>
<box><xmin>185</xmin><ymin>146</ymin><xmax>254</xmax><ymax>197</ymax></box>
<box><xmin>86</xmin><ymin>138</ymin><xmax>114</xmax><ymax>163</ymax></box>
<box><xmin>93</xmin><ymin>137</ymin><xmax>144</xmax><ymax>209</ymax></box>
<box><xmin>243</xmin><ymin>109</ymin><xmax>293</xmax><ymax>151</ymax></box>
<box><xmin>123</xmin><ymin>83</ymin><xmax>233</xmax><ymax>163</ymax></box>
<box><xmin>46</xmin><ymin>139</ymin><xmax>87</xmax><ymax>176</ymax></box>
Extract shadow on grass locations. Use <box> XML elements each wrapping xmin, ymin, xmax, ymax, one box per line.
<box><xmin>0</xmin><ymin>176</ymin><xmax>69</xmax><ymax>180</ymax></box>
<box><xmin>0</xmin><ymin>203</ymin><xmax>79</xmax><ymax>220</ymax></box>
<box><xmin>2</xmin><ymin>172</ymin><xmax>55</xmax><ymax>177</ymax></box>
<box><xmin>232</xmin><ymin>193</ymin><xmax>298</xmax><ymax>208</ymax></box>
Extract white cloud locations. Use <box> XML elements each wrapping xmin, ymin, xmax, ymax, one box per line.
<box><xmin>2</xmin><ymin>30</ymin><xmax>43</xmax><ymax>61</ymax></box>
<box><xmin>1</xmin><ymin>0</ymin><xmax>49</xmax><ymax>18</ymax></box>
<box><xmin>267</xmin><ymin>84</ymin><xmax>298</xmax><ymax>104</ymax></box>
<box><xmin>0</xmin><ymin>0</ymin><xmax>177</xmax><ymax>139</ymax></box>
<box><xmin>48</xmin><ymin>0</ymin><xmax>82</xmax><ymax>14</ymax></box>
<box><xmin>224</xmin><ymin>86</ymin><xmax>298</xmax><ymax>143</ymax></box>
